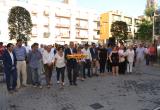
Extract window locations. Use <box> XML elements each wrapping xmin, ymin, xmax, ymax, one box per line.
<box><xmin>125</xmin><ymin>17</ymin><xmax>132</xmax><ymax>25</ymax></box>
<box><xmin>112</xmin><ymin>15</ymin><xmax>121</xmax><ymax>22</ymax></box>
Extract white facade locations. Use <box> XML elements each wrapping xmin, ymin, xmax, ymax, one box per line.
<box><xmin>0</xmin><ymin>0</ymin><xmax>100</xmax><ymax>45</ymax></box>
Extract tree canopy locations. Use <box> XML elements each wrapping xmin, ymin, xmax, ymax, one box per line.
<box><xmin>137</xmin><ymin>19</ymin><xmax>152</xmax><ymax>41</ymax></box>
<box><xmin>8</xmin><ymin>6</ymin><xmax>32</xmax><ymax>41</ymax></box>
<box><xmin>145</xmin><ymin>6</ymin><xmax>155</xmax><ymax>18</ymax></box>
<box><xmin>111</xmin><ymin>21</ymin><xmax>128</xmax><ymax>42</ymax></box>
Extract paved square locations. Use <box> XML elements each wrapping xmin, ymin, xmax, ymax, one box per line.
<box><xmin>0</xmin><ymin>65</ymin><xmax>160</xmax><ymax>110</ymax></box>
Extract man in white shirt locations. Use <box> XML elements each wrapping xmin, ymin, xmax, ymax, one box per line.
<box><xmin>81</xmin><ymin>43</ymin><xmax>92</xmax><ymax>78</ymax></box>
<box><xmin>43</xmin><ymin>45</ymin><xmax>54</xmax><ymax>88</ymax></box>
<box><xmin>24</xmin><ymin>42</ymin><xmax>31</xmax><ymax>54</ymax></box>
<box><xmin>136</xmin><ymin>44</ymin><xmax>145</xmax><ymax>64</ymax></box>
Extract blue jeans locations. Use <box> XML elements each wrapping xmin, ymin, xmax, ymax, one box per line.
<box><xmin>30</xmin><ymin>67</ymin><xmax>41</xmax><ymax>85</ymax></box>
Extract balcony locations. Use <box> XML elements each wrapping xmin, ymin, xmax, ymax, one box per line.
<box><xmin>93</xmin><ymin>17</ymin><xmax>100</xmax><ymax>22</ymax></box>
<box><xmin>56</xmin><ymin>24</ymin><xmax>70</xmax><ymax>28</ymax></box>
<box><xmin>93</xmin><ymin>35</ymin><xmax>100</xmax><ymax>40</ymax></box>
<box><xmin>94</xmin><ymin>27</ymin><xmax>100</xmax><ymax>31</ymax></box>
<box><xmin>31</xmin><ymin>11</ymin><xmax>37</xmax><ymax>15</ymax></box>
<box><xmin>76</xmin><ymin>17</ymin><xmax>88</xmax><ymax>21</ymax></box>
<box><xmin>76</xmin><ymin>24</ymin><xmax>88</xmax><ymax>30</ymax></box>
<box><xmin>43</xmin><ymin>32</ymin><xmax>50</xmax><ymax>38</ymax></box>
<box><xmin>55</xmin><ymin>12</ymin><xmax>71</xmax><ymax>18</ymax></box>
<box><xmin>57</xmin><ymin>33</ymin><xmax>70</xmax><ymax>38</ymax></box>
<box><xmin>76</xmin><ymin>36</ymin><xmax>88</xmax><ymax>39</ymax></box>
<box><xmin>44</xmin><ymin>24</ymin><xmax>49</xmax><ymax>28</ymax></box>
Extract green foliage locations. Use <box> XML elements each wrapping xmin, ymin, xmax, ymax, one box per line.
<box><xmin>137</xmin><ymin>19</ymin><xmax>152</xmax><ymax>41</ymax></box>
<box><xmin>111</xmin><ymin>21</ymin><xmax>128</xmax><ymax>42</ymax></box>
<box><xmin>8</xmin><ymin>6</ymin><xmax>32</xmax><ymax>41</ymax></box>
<box><xmin>145</xmin><ymin>6</ymin><xmax>155</xmax><ymax>18</ymax></box>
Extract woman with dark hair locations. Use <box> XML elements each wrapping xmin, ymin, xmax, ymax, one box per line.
<box><xmin>54</xmin><ymin>46</ymin><xmax>66</xmax><ymax>87</ymax></box>
<box><xmin>109</xmin><ymin>46</ymin><xmax>119</xmax><ymax>76</ymax></box>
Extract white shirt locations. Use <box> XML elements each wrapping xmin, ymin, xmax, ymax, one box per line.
<box><xmin>126</xmin><ymin>49</ymin><xmax>135</xmax><ymax>62</ymax></box>
<box><xmin>39</xmin><ymin>48</ymin><xmax>45</xmax><ymax>55</ymax></box>
<box><xmin>24</xmin><ymin>45</ymin><xmax>31</xmax><ymax>54</ymax></box>
<box><xmin>42</xmin><ymin>50</ymin><xmax>54</xmax><ymax>64</ymax></box>
<box><xmin>81</xmin><ymin>48</ymin><xmax>92</xmax><ymax>61</ymax></box>
<box><xmin>118</xmin><ymin>49</ymin><xmax>125</xmax><ymax>62</ymax></box>
<box><xmin>54</xmin><ymin>53</ymin><xmax>65</xmax><ymax>68</ymax></box>
<box><xmin>9</xmin><ymin>51</ymin><xmax>14</xmax><ymax>65</ymax></box>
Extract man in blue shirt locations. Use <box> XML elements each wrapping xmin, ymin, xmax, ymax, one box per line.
<box><xmin>14</xmin><ymin>39</ymin><xmax>27</xmax><ymax>88</ymax></box>
<box><xmin>28</xmin><ymin>43</ymin><xmax>42</xmax><ymax>88</ymax></box>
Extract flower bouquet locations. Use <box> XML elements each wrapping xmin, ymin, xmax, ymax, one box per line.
<box><xmin>67</xmin><ymin>54</ymin><xmax>88</xmax><ymax>60</ymax></box>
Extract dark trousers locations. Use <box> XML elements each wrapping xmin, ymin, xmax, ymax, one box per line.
<box><xmin>146</xmin><ymin>54</ymin><xmax>150</xmax><ymax>65</ymax></box>
<box><xmin>56</xmin><ymin>67</ymin><xmax>65</xmax><ymax>82</ymax></box>
<box><xmin>44</xmin><ymin>64</ymin><xmax>53</xmax><ymax>85</ymax></box>
<box><xmin>67</xmin><ymin>64</ymin><xmax>77</xmax><ymax>84</ymax></box>
<box><xmin>83</xmin><ymin>59</ymin><xmax>91</xmax><ymax>78</ymax></box>
<box><xmin>119</xmin><ymin>61</ymin><xmax>126</xmax><ymax>74</ymax></box>
<box><xmin>107</xmin><ymin>59</ymin><xmax>112</xmax><ymax>72</ymax></box>
<box><xmin>5</xmin><ymin>69</ymin><xmax>17</xmax><ymax>91</ymax></box>
<box><xmin>99</xmin><ymin>59</ymin><xmax>106</xmax><ymax>73</ymax></box>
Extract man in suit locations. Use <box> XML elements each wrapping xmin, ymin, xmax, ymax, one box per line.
<box><xmin>65</xmin><ymin>42</ymin><xmax>77</xmax><ymax>86</ymax></box>
<box><xmin>90</xmin><ymin>43</ymin><xmax>99</xmax><ymax>76</ymax></box>
<box><xmin>2</xmin><ymin>43</ymin><xmax>17</xmax><ymax>93</ymax></box>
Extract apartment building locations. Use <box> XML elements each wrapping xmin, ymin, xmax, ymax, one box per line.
<box><xmin>0</xmin><ymin>0</ymin><xmax>100</xmax><ymax>45</ymax></box>
<box><xmin>100</xmin><ymin>10</ymin><xmax>141</xmax><ymax>42</ymax></box>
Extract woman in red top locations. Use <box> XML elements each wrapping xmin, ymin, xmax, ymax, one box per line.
<box><xmin>148</xmin><ymin>44</ymin><xmax>156</xmax><ymax>65</ymax></box>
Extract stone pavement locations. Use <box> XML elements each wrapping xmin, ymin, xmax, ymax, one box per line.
<box><xmin>0</xmin><ymin>64</ymin><xmax>160</xmax><ymax>110</ymax></box>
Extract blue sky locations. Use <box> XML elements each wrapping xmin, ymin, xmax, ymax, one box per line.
<box><xmin>53</xmin><ymin>0</ymin><xmax>160</xmax><ymax>17</ymax></box>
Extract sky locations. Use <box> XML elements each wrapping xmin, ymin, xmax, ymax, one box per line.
<box><xmin>53</xmin><ymin>0</ymin><xmax>160</xmax><ymax>17</ymax></box>
<box><xmin>76</xmin><ymin>0</ymin><xmax>146</xmax><ymax>17</ymax></box>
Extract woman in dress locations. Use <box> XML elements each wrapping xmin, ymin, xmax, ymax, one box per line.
<box><xmin>109</xmin><ymin>46</ymin><xmax>119</xmax><ymax>76</ymax></box>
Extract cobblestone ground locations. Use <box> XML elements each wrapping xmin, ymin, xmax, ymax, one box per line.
<box><xmin>0</xmin><ymin>64</ymin><xmax>160</xmax><ymax>110</ymax></box>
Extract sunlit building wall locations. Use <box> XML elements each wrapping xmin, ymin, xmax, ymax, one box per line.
<box><xmin>0</xmin><ymin>0</ymin><xmax>100</xmax><ymax>45</ymax></box>
<box><xmin>100</xmin><ymin>10</ymin><xmax>141</xmax><ymax>42</ymax></box>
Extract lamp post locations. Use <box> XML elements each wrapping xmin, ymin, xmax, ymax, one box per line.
<box><xmin>153</xmin><ymin>12</ymin><xmax>155</xmax><ymax>42</ymax></box>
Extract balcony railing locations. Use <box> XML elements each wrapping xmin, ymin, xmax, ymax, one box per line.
<box><xmin>94</xmin><ymin>27</ymin><xmax>100</xmax><ymax>31</ymax></box>
<box><xmin>76</xmin><ymin>35</ymin><xmax>88</xmax><ymax>39</ymax></box>
<box><xmin>56</xmin><ymin>24</ymin><xmax>70</xmax><ymax>28</ymax></box>
<box><xmin>76</xmin><ymin>24</ymin><xmax>88</xmax><ymax>30</ymax></box>
<box><xmin>93</xmin><ymin>35</ymin><xmax>100</xmax><ymax>40</ymax></box>
<box><xmin>55</xmin><ymin>12</ymin><xmax>71</xmax><ymax>18</ymax></box>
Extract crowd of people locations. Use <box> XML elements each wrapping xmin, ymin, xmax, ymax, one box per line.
<box><xmin>0</xmin><ymin>40</ymin><xmax>157</xmax><ymax>94</ymax></box>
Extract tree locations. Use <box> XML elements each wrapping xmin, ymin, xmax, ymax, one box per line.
<box><xmin>145</xmin><ymin>6</ymin><xmax>155</xmax><ymax>19</ymax></box>
<box><xmin>8</xmin><ymin>6</ymin><xmax>32</xmax><ymax>41</ymax></box>
<box><xmin>111</xmin><ymin>21</ymin><xmax>128</xmax><ymax>43</ymax></box>
<box><xmin>137</xmin><ymin>19</ymin><xmax>152</xmax><ymax>41</ymax></box>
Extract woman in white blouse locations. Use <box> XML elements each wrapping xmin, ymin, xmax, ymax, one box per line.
<box><xmin>126</xmin><ymin>45</ymin><xmax>135</xmax><ymax>73</ymax></box>
<box><xmin>54</xmin><ymin>46</ymin><xmax>66</xmax><ymax>87</ymax></box>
